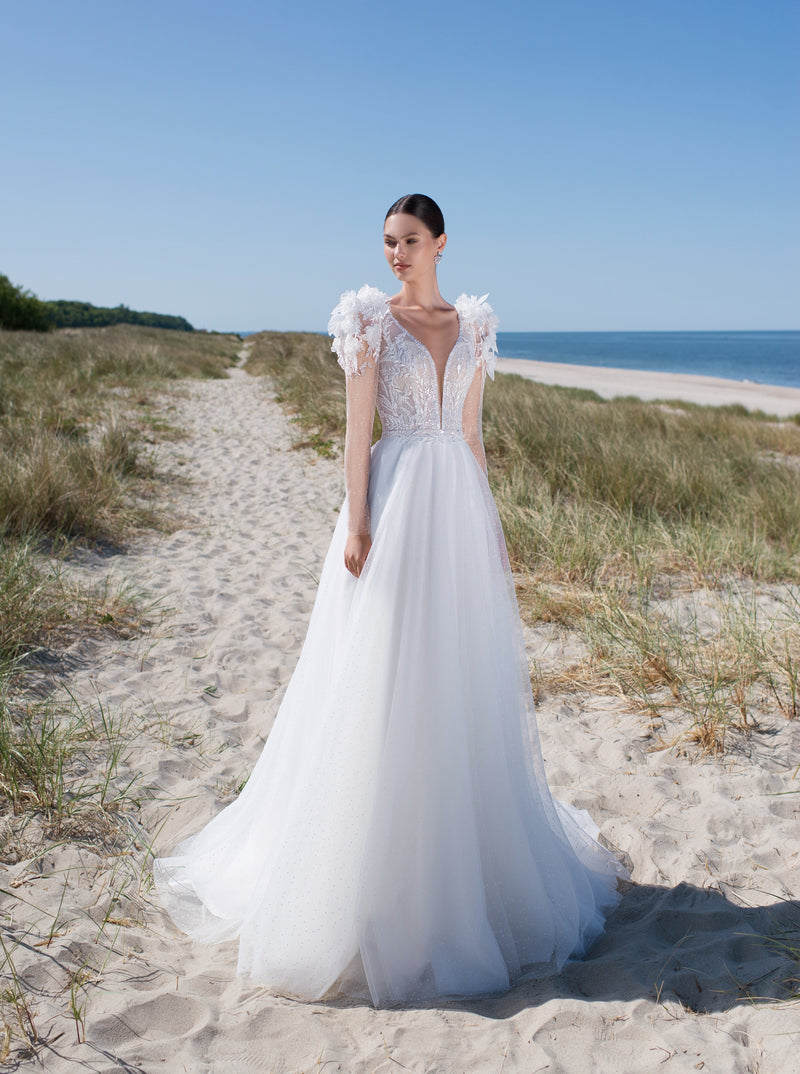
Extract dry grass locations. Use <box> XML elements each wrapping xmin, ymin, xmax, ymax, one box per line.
<box><xmin>0</xmin><ymin>327</ymin><xmax>247</xmax><ymax>1060</ymax></box>
<box><xmin>483</xmin><ymin>373</ymin><xmax>800</xmax><ymax>584</ymax></box>
<box><xmin>0</xmin><ymin>321</ymin><xmax>238</xmax><ymax>721</ymax></box>
<box><xmin>245</xmin><ymin>330</ymin><xmax>800</xmax><ymax>583</ymax></box>
<box><xmin>579</xmin><ymin>583</ymin><xmax>800</xmax><ymax>752</ymax></box>
<box><xmin>0</xmin><ymin>324</ymin><xmax>240</xmax><ymax>546</ymax></box>
<box><xmin>245</xmin><ymin>330</ymin><xmax>380</xmax><ymax>456</ymax></box>
<box><xmin>244</xmin><ymin>330</ymin><xmax>800</xmax><ymax>750</ymax></box>
<box><xmin>0</xmin><ymin>323</ymin><xmax>239</xmax><ymax>663</ymax></box>
<box><xmin>0</xmin><ymin>685</ymin><xmax>146</xmax><ymax>844</ymax></box>
<box><xmin>0</xmin><ymin>323</ymin><xmax>238</xmax><ymax>865</ymax></box>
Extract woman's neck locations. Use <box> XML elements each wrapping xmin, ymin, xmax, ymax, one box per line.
<box><xmin>393</xmin><ymin>278</ymin><xmax>448</xmax><ymax>311</ymax></box>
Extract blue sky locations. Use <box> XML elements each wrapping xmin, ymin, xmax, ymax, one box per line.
<box><xmin>3</xmin><ymin>1</ymin><xmax>797</xmax><ymax>331</ymax></box>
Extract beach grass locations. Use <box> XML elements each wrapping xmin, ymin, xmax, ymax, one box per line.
<box><xmin>531</xmin><ymin>582</ymin><xmax>800</xmax><ymax>752</ymax></box>
<box><xmin>0</xmin><ymin>324</ymin><xmax>240</xmax><ymax>545</ymax></box>
<box><xmin>2</xmin><ymin>323</ymin><xmax>798</xmax><ymax>1061</ymax></box>
<box><xmin>0</xmin><ymin>681</ymin><xmax>146</xmax><ymax>839</ymax></box>
<box><xmin>0</xmin><ymin>931</ymin><xmax>41</xmax><ymax>1060</ymax></box>
<box><xmin>0</xmin><ymin>325</ymin><xmax>239</xmax><ymax>867</ymax></box>
<box><xmin>245</xmin><ymin>330</ymin><xmax>356</xmax><ymax>456</ymax></box>
<box><xmin>246</xmin><ymin>330</ymin><xmax>800</xmax><ymax>583</ymax></box>
<box><xmin>246</xmin><ymin>329</ymin><xmax>800</xmax><ymax>750</ymax></box>
<box><xmin>0</xmin><ymin>324</ymin><xmax>239</xmax><ymax>654</ymax></box>
<box><xmin>484</xmin><ymin>373</ymin><xmax>800</xmax><ymax>584</ymax></box>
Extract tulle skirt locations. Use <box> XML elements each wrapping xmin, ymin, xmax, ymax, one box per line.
<box><xmin>153</xmin><ymin>431</ymin><xmax>626</xmax><ymax>1006</ymax></box>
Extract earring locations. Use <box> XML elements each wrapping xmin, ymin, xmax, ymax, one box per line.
<box><xmin>434</xmin><ymin>252</ymin><xmax>443</xmax><ymax>265</ymax></box>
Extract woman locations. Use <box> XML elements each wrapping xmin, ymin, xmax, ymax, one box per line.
<box><xmin>154</xmin><ymin>193</ymin><xmax>627</xmax><ymax>1007</ymax></box>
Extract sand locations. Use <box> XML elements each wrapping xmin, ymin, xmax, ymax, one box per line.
<box><xmin>2</xmin><ymin>358</ymin><xmax>798</xmax><ymax>1073</ymax></box>
<box><xmin>496</xmin><ymin>358</ymin><xmax>800</xmax><ymax>418</ymax></box>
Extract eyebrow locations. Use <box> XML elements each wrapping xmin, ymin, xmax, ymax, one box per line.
<box><xmin>384</xmin><ymin>231</ymin><xmax>421</xmax><ymax>239</ymax></box>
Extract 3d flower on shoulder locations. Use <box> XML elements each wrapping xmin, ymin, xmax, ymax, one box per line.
<box><xmin>454</xmin><ymin>293</ymin><xmax>499</xmax><ymax>380</ymax></box>
<box><xmin>328</xmin><ymin>285</ymin><xmax>388</xmax><ymax>377</ymax></box>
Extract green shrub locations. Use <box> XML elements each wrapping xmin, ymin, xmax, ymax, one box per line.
<box><xmin>0</xmin><ymin>274</ymin><xmax>52</xmax><ymax>332</ymax></box>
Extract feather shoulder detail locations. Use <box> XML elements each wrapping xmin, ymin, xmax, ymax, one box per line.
<box><xmin>454</xmin><ymin>292</ymin><xmax>499</xmax><ymax>380</ymax></box>
<box><xmin>328</xmin><ymin>284</ymin><xmax>389</xmax><ymax>377</ymax></box>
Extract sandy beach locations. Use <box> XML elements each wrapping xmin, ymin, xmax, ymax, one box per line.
<box><xmin>2</xmin><ymin>359</ymin><xmax>799</xmax><ymax>1073</ymax></box>
<box><xmin>496</xmin><ymin>358</ymin><xmax>800</xmax><ymax>418</ymax></box>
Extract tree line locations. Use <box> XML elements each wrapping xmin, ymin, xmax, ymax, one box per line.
<box><xmin>0</xmin><ymin>273</ymin><xmax>194</xmax><ymax>332</ymax></box>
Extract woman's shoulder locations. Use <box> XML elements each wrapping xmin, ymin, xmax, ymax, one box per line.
<box><xmin>327</xmin><ymin>285</ymin><xmax>389</xmax><ymax>377</ymax></box>
<box><xmin>327</xmin><ymin>284</ymin><xmax>390</xmax><ymax>329</ymax></box>
<box><xmin>453</xmin><ymin>292</ymin><xmax>500</xmax><ymax>379</ymax></box>
<box><xmin>453</xmin><ymin>291</ymin><xmax>498</xmax><ymax>329</ymax></box>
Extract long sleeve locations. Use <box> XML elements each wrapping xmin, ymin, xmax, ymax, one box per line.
<box><xmin>328</xmin><ymin>285</ymin><xmax>386</xmax><ymax>536</ymax></box>
<box><xmin>457</xmin><ymin>292</ymin><xmax>499</xmax><ymax>479</ymax></box>
<box><xmin>343</xmin><ymin>347</ymin><xmax>378</xmax><ymax>534</ymax></box>
<box><xmin>462</xmin><ymin>363</ymin><xmax>488</xmax><ymax>476</ymax></box>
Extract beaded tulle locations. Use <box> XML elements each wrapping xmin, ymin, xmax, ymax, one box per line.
<box><xmin>153</xmin><ymin>285</ymin><xmax>627</xmax><ymax>1006</ymax></box>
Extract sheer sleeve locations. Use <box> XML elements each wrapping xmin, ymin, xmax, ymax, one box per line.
<box><xmin>457</xmin><ymin>293</ymin><xmax>499</xmax><ymax>477</ymax></box>
<box><xmin>462</xmin><ymin>364</ymin><xmax>488</xmax><ymax>475</ymax></box>
<box><xmin>328</xmin><ymin>286</ymin><xmax>385</xmax><ymax>535</ymax></box>
<box><xmin>341</xmin><ymin>355</ymin><xmax>378</xmax><ymax>534</ymax></box>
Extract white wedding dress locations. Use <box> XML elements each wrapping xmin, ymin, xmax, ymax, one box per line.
<box><xmin>153</xmin><ymin>284</ymin><xmax>627</xmax><ymax>1007</ymax></box>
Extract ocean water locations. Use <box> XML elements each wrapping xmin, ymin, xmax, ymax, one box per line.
<box><xmin>496</xmin><ymin>331</ymin><xmax>800</xmax><ymax>390</ymax></box>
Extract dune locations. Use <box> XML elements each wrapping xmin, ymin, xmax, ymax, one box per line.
<box><xmin>1</xmin><ymin>358</ymin><xmax>798</xmax><ymax>1072</ymax></box>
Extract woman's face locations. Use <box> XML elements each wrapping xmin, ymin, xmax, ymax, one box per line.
<box><xmin>383</xmin><ymin>212</ymin><xmax>445</xmax><ymax>282</ymax></box>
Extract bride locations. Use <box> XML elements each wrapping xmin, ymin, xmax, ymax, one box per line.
<box><xmin>153</xmin><ymin>193</ymin><xmax>627</xmax><ymax>1007</ymax></box>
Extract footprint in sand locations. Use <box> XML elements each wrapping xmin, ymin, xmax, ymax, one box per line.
<box><xmin>92</xmin><ymin>991</ymin><xmax>213</xmax><ymax>1047</ymax></box>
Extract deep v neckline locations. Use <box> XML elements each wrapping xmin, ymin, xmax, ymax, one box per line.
<box><xmin>386</xmin><ymin>302</ymin><xmax>463</xmax><ymax>427</ymax></box>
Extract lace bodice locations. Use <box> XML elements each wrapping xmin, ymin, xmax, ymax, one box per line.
<box><xmin>328</xmin><ymin>284</ymin><xmax>499</xmax><ymax>535</ymax></box>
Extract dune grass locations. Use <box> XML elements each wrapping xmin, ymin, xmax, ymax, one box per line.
<box><xmin>246</xmin><ymin>329</ymin><xmax>800</xmax><ymax>751</ymax></box>
<box><xmin>0</xmin><ymin>324</ymin><xmax>239</xmax><ymax>545</ymax></box>
<box><xmin>0</xmin><ymin>323</ymin><xmax>239</xmax><ymax>652</ymax></box>
<box><xmin>0</xmin><ymin>323</ymin><xmax>239</xmax><ymax>836</ymax></box>
<box><xmin>0</xmin><ymin>325</ymin><xmax>240</xmax><ymax>1059</ymax></box>
<box><xmin>246</xmin><ymin>330</ymin><xmax>800</xmax><ymax>584</ymax></box>
<box><xmin>245</xmin><ymin>330</ymin><xmax>354</xmax><ymax>456</ymax></box>
<box><xmin>0</xmin><ymin>319</ymin><xmax>239</xmax><ymax>695</ymax></box>
<box><xmin>0</xmin><ymin>683</ymin><xmax>146</xmax><ymax>841</ymax></box>
<box><xmin>484</xmin><ymin>374</ymin><xmax>800</xmax><ymax>585</ymax></box>
<box><xmin>525</xmin><ymin>582</ymin><xmax>800</xmax><ymax>752</ymax></box>
<box><xmin>0</xmin><ymin>705</ymin><xmax>162</xmax><ymax>1060</ymax></box>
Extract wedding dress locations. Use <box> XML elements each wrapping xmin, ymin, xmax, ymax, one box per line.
<box><xmin>153</xmin><ymin>284</ymin><xmax>627</xmax><ymax>1007</ymax></box>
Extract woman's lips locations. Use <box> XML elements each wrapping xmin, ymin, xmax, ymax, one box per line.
<box><xmin>395</xmin><ymin>264</ymin><xmax>409</xmax><ymax>270</ymax></box>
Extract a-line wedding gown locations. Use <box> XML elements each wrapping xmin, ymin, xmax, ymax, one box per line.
<box><xmin>153</xmin><ymin>284</ymin><xmax>627</xmax><ymax>1007</ymax></box>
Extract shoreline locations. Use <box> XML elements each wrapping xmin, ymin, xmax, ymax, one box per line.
<box><xmin>496</xmin><ymin>357</ymin><xmax>800</xmax><ymax>418</ymax></box>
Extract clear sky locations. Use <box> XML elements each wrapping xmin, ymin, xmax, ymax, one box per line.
<box><xmin>2</xmin><ymin>0</ymin><xmax>798</xmax><ymax>331</ymax></box>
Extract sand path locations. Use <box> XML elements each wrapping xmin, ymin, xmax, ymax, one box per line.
<box><xmin>3</xmin><ymin>363</ymin><xmax>798</xmax><ymax>1073</ymax></box>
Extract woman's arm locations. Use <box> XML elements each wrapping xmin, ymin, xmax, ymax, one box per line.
<box><xmin>342</xmin><ymin>334</ymin><xmax>378</xmax><ymax>576</ymax></box>
<box><xmin>328</xmin><ymin>287</ymin><xmax>386</xmax><ymax>578</ymax></box>
<box><xmin>462</xmin><ymin>361</ymin><xmax>488</xmax><ymax>476</ymax></box>
<box><xmin>456</xmin><ymin>293</ymin><xmax>498</xmax><ymax>477</ymax></box>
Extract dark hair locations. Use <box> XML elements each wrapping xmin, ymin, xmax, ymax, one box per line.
<box><xmin>384</xmin><ymin>194</ymin><xmax>445</xmax><ymax>238</ymax></box>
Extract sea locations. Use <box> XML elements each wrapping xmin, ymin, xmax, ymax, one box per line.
<box><xmin>495</xmin><ymin>331</ymin><xmax>800</xmax><ymax>390</ymax></box>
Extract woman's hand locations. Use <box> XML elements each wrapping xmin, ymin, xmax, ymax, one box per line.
<box><xmin>344</xmin><ymin>533</ymin><xmax>372</xmax><ymax>578</ymax></box>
